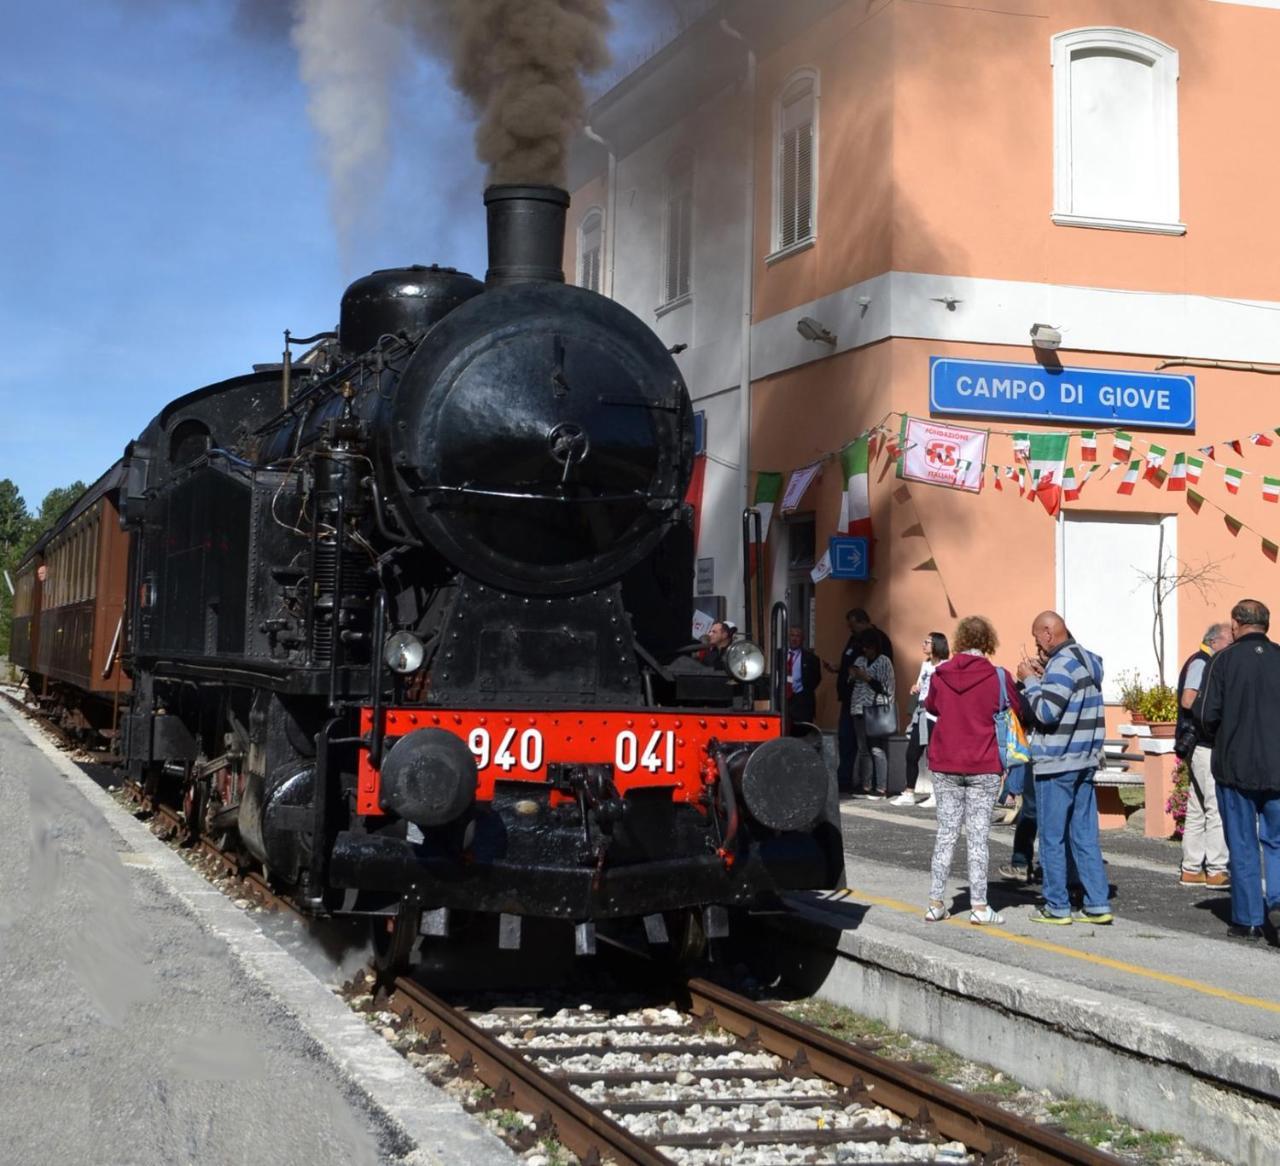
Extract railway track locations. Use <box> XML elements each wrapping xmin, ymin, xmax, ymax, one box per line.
<box><xmin>382</xmin><ymin>975</ymin><xmax>1126</xmax><ymax>1166</ymax></box>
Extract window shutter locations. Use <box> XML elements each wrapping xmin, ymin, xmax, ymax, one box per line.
<box><xmin>579</xmin><ymin>211</ymin><xmax>603</xmax><ymax>293</ymax></box>
<box><xmin>778</xmin><ymin>76</ymin><xmax>816</xmax><ymax>250</ymax></box>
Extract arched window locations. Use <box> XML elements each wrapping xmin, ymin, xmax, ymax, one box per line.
<box><xmin>773</xmin><ymin>69</ymin><xmax>818</xmax><ymax>254</ymax></box>
<box><xmin>1051</xmin><ymin>28</ymin><xmax>1183</xmax><ymax>234</ymax></box>
<box><xmin>662</xmin><ymin>151</ymin><xmax>693</xmax><ymax>307</ymax></box>
<box><xmin>578</xmin><ymin>208</ymin><xmax>604</xmax><ymax>293</ymax></box>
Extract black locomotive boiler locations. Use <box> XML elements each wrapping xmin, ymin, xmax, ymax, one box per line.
<box><xmin>98</xmin><ymin>185</ymin><xmax>842</xmax><ymax>964</ymax></box>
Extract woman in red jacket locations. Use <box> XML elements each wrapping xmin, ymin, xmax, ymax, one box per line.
<box><xmin>923</xmin><ymin>615</ymin><xmax>1019</xmax><ymax>925</ymax></box>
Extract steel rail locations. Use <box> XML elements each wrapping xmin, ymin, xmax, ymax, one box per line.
<box><xmin>685</xmin><ymin>977</ymin><xmax>1127</xmax><ymax>1166</ymax></box>
<box><xmin>390</xmin><ymin>976</ymin><xmax>669</xmax><ymax>1166</ymax></box>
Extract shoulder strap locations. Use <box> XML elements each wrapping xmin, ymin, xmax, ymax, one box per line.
<box><xmin>995</xmin><ymin>666</ymin><xmax>1009</xmax><ymax>712</ymax></box>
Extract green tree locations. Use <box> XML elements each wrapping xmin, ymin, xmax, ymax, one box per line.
<box><xmin>35</xmin><ymin>481</ymin><xmax>86</xmax><ymax>533</ymax></box>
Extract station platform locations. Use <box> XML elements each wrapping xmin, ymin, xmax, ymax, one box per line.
<box><xmin>0</xmin><ymin>697</ymin><xmax>515</xmax><ymax>1166</ymax></box>
<box><xmin>777</xmin><ymin>799</ymin><xmax>1280</xmax><ymax>1166</ymax></box>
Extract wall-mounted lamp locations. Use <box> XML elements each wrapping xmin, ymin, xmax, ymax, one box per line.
<box><xmin>797</xmin><ymin>316</ymin><xmax>837</xmax><ymax>346</ymax></box>
<box><xmin>1030</xmin><ymin>323</ymin><xmax>1062</xmax><ymax>351</ymax></box>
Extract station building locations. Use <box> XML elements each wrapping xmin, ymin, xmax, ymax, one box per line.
<box><xmin>567</xmin><ymin>0</ymin><xmax>1280</xmax><ymax>728</ymax></box>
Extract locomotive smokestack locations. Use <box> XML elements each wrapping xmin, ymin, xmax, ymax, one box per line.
<box><xmin>484</xmin><ymin>184</ymin><xmax>569</xmax><ymax>287</ymax></box>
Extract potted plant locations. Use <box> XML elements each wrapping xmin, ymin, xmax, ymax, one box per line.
<box><xmin>1136</xmin><ymin>683</ymin><xmax>1179</xmax><ymax>737</ymax></box>
<box><xmin>1117</xmin><ymin>670</ymin><xmax>1147</xmax><ymax>723</ymax></box>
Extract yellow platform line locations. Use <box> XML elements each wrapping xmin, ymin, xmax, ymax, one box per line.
<box><xmin>822</xmin><ymin>887</ymin><xmax>1280</xmax><ymax>1014</ymax></box>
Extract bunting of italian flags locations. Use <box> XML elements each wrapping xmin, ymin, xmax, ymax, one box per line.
<box><xmin>1225</xmin><ymin>466</ymin><xmax>1244</xmax><ymax>495</ymax></box>
<box><xmin>1117</xmin><ymin>460</ymin><xmax>1142</xmax><ymax>495</ymax></box>
<box><xmin>1185</xmin><ymin>454</ymin><xmax>1204</xmax><ymax>485</ymax></box>
<box><xmin>1063</xmin><ymin>466</ymin><xmax>1081</xmax><ymax>502</ymax></box>
<box><xmin>1080</xmin><ymin>431</ymin><xmax>1097</xmax><ymax>462</ymax></box>
<box><xmin>1252</xmin><ymin>432</ymin><xmax>1275</xmax><ymax>448</ymax></box>
<box><xmin>1024</xmin><ymin>433</ymin><xmax>1070</xmax><ymax>516</ymax></box>
<box><xmin>1167</xmin><ymin>453</ymin><xmax>1187</xmax><ymax>492</ymax></box>
<box><xmin>838</xmin><ymin>435</ymin><xmax>873</xmax><ymax>538</ymax></box>
<box><xmin>1265</xmin><ymin>476</ymin><xmax>1280</xmax><ymax>503</ymax></box>
<box><xmin>1112</xmin><ymin>431</ymin><xmax>1133</xmax><ymax>459</ymax></box>
<box><xmin>752</xmin><ymin>472</ymin><xmax>783</xmax><ymax>536</ymax></box>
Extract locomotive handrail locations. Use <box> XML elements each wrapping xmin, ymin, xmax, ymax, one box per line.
<box><xmin>414</xmin><ymin>484</ymin><xmax>679</xmax><ymax>506</ymax></box>
<box><xmin>771</xmin><ymin>601</ymin><xmax>789</xmax><ymax>716</ymax></box>
<box><xmin>740</xmin><ymin>507</ymin><xmax>764</xmax><ymax>643</ymax></box>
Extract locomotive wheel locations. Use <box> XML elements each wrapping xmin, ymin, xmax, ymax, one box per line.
<box><xmin>372</xmin><ymin>906</ymin><xmax>422</xmax><ymax>981</ymax></box>
<box><xmin>664</xmin><ymin>908</ymin><xmax>707</xmax><ymax>966</ymax></box>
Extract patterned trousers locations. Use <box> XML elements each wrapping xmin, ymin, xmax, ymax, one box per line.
<box><xmin>928</xmin><ymin>771</ymin><xmax>1003</xmax><ymax>905</ymax></box>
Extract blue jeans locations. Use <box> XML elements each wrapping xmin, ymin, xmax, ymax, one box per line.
<box><xmin>1036</xmin><ymin>769</ymin><xmax>1110</xmax><ymax>916</ymax></box>
<box><xmin>1217</xmin><ymin>784</ymin><xmax>1280</xmax><ymax>927</ymax></box>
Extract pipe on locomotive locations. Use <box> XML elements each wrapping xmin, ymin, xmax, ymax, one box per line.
<box><xmin>484</xmin><ymin>184</ymin><xmax>570</xmax><ymax>287</ymax></box>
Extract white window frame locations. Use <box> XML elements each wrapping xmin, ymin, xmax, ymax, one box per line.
<box><xmin>658</xmin><ymin>151</ymin><xmax>694</xmax><ymax>314</ymax></box>
<box><xmin>768</xmin><ymin>67</ymin><xmax>819</xmax><ymax>263</ymax></box>
<box><xmin>577</xmin><ymin>207</ymin><xmax>604</xmax><ymax>293</ymax></box>
<box><xmin>1051</xmin><ymin>27</ymin><xmax>1185</xmax><ymax>236</ymax></box>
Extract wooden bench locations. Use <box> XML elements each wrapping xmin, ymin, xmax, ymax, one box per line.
<box><xmin>1095</xmin><ymin>742</ymin><xmax>1145</xmax><ymax>829</ymax></box>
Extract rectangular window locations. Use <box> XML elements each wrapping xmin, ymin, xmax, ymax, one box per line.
<box><xmin>579</xmin><ymin>211</ymin><xmax>603</xmax><ymax>294</ymax></box>
<box><xmin>663</xmin><ymin>161</ymin><xmax>693</xmax><ymax>305</ymax></box>
<box><xmin>778</xmin><ymin>81</ymin><xmax>815</xmax><ymax>250</ymax></box>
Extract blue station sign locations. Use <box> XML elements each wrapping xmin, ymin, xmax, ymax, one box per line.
<box><xmin>929</xmin><ymin>357</ymin><xmax>1195</xmax><ymax>431</ymax></box>
<box><xmin>829</xmin><ymin>537</ymin><xmax>870</xmax><ymax>580</ymax></box>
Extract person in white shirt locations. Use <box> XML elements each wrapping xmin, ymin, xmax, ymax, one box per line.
<box><xmin>892</xmin><ymin>632</ymin><xmax>950</xmax><ymax>807</ymax></box>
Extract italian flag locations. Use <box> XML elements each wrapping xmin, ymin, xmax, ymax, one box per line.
<box><xmin>1063</xmin><ymin>466</ymin><xmax>1081</xmax><ymax>501</ymax></box>
<box><xmin>1185</xmin><ymin>454</ymin><xmax>1204</xmax><ymax>485</ymax></box>
<box><xmin>1026</xmin><ymin>433</ymin><xmax>1070</xmax><ymax>515</ymax></box>
<box><xmin>1117</xmin><ymin>460</ymin><xmax>1142</xmax><ymax>495</ymax></box>
<box><xmin>1080</xmin><ymin>431</ymin><xmax>1097</xmax><ymax>461</ymax></box>
<box><xmin>752</xmin><ymin>472</ymin><xmax>783</xmax><ymax>536</ymax></box>
<box><xmin>1252</xmin><ymin>432</ymin><xmax>1275</xmax><ymax>448</ymax></box>
<box><xmin>1145</xmin><ymin>443</ymin><xmax>1167</xmax><ymax>481</ymax></box>
<box><xmin>1167</xmin><ymin>453</ymin><xmax>1187</xmax><ymax>492</ymax></box>
<box><xmin>1225</xmin><ymin>466</ymin><xmax>1244</xmax><ymax>495</ymax></box>
<box><xmin>1265</xmin><ymin>476</ymin><xmax>1280</xmax><ymax>503</ymax></box>
<box><xmin>1113</xmin><ymin>431</ymin><xmax>1132</xmax><ymax>458</ymax></box>
<box><xmin>838</xmin><ymin>436</ymin><xmax>872</xmax><ymax>538</ymax></box>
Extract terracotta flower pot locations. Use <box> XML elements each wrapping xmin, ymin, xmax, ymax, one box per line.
<box><xmin>1148</xmin><ymin>721</ymin><xmax>1176</xmax><ymax>739</ymax></box>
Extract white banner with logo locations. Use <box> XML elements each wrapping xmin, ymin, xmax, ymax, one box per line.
<box><xmin>898</xmin><ymin>418</ymin><xmax>987</xmax><ymax>494</ymax></box>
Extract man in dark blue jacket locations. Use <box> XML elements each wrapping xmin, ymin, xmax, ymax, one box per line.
<box><xmin>1201</xmin><ymin>599</ymin><xmax>1280</xmax><ymax>943</ymax></box>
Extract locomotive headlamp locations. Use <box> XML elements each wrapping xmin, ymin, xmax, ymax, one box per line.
<box><xmin>383</xmin><ymin>631</ymin><xmax>425</xmax><ymax>675</ymax></box>
<box><xmin>724</xmin><ymin>640</ymin><xmax>766</xmax><ymax>683</ymax></box>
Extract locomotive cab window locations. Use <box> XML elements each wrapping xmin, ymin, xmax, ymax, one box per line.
<box><xmin>169</xmin><ymin>418</ymin><xmax>212</xmax><ymax>466</ymax></box>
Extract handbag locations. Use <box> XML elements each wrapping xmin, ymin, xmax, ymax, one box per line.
<box><xmin>864</xmin><ymin>694</ymin><xmax>898</xmax><ymax>738</ymax></box>
<box><xmin>994</xmin><ymin>667</ymin><xmax>1032</xmax><ymax>770</ymax></box>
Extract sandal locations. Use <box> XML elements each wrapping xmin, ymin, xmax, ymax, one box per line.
<box><xmin>969</xmin><ymin>905</ymin><xmax>1005</xmax><ymax>926</ymax></box>
<box><xmin>924</xmin><ymin>902</ymin><xmax>950</xmax><ymax>923</ymax></box>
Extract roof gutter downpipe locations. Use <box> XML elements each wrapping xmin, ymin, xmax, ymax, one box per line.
<box><xmin>583</xmin><ymin>125</ymin><xmax>618</xmax><ymax>298</ymax></box>
<box><xmin>721</xmin><ymin>17</ymin><xmax>757</xmax><ymax>632</ymax></box>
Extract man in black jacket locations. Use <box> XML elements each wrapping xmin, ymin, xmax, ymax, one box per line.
<box><xmin>1201</xmin><ymin>599</ymin><xmax>1280</xmax><ymax>942</ymax></box>
<box><xmin>785</xmin><ymin>626</ymin><xmax>823</xmax><ymax>729</ymax></box>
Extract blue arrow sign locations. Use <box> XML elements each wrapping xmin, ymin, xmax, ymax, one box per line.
<box><xmin>829</xmin><ymin>536</ymin><xmax>869</xmax><ymax>580</ymax></box>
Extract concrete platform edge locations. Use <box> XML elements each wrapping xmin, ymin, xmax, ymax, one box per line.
<box><xmin>0</xmin><ymin>700</ymin><xmax>517</xmax><ymax>1166</ymax></box>
<box><xmin>777</xmin><ymin>898</ymin><xmax>1280</xmax><ymax>1166</ymax></box>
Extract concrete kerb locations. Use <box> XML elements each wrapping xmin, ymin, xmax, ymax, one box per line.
<box><xmin>0</xmin><ymin>698</ymin><xmax>517</xmax><ymax>1166</ymax></box>
<box><xmin>777</xmin><ymin>896</ymin><xmax>1280</xmax><ymax>1166</ymax></box>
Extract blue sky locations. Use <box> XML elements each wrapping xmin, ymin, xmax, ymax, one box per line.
<box><xmin>0</xmin><ymin>1</ymin><xmax>665</xmax><ymax>513</ymax></box>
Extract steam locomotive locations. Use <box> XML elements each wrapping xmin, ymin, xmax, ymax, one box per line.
<box><xmin>13</xmin><ymin>185</ymin><xmax>841</xmax><ymax>967</ymax></box>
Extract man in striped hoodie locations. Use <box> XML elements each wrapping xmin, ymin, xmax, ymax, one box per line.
<box><xmin>1016</xmin><ymin>611</ymin><xmax>1114</xmax><ymax>924</ymax></box>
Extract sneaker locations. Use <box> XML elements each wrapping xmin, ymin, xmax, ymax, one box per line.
<box><xmin>890</xmin><ymin>791</ymin><xmax>917</xmax><ymax>806</ymax></box>
<box><xmin>1179</xmin><ymin>869</ymin><xmax>1206</xmax><ymax>886</ymax></box>
<box><xmin>998</xmin><ymin>863</ymin><xmax>1030</xmax><ymax>882</ymax></box>
<box><xmin>1072</xmin><ymin>909</ymin><xmax>1114</xmax><ymax>925</ymax></box>
<box><xmin>1029</xmin><ymin>907</ymin><xmax>1072</xmax><ymax>925</ymax></box>
<box><xmin>1205</xmin><ymin>871</ymin><xmax>1230</xmax><ymax>888</ymax></box>
<box><xmin>918</xmin><ymin>795</ymin><xmax>937</xmax><ymax>808</ymax></box>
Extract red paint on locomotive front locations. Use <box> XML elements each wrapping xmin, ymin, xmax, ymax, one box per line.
<box><xmin>356</xmin><ymin>708</ymin><xmax>782</xmax><ymax>817</ymax></box>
